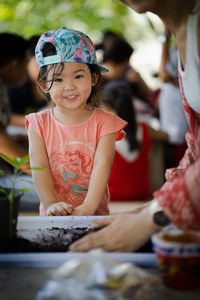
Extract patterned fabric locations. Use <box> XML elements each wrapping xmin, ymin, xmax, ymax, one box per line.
<box><xmin>153</xmin><ymin>66</ymin><xmax>200</xmax><ymax>230</ymax></box>
<box><xmin>25</xmin><ymin>108</ymin><xmax>127</xmax><ymax>216</ymax></box>
<box><xmin>36</xmin><ymin>27</ymin><xmax>108</xmax><ymax>73</ymax></box>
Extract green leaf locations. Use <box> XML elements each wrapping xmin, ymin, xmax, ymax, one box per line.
<box><xmin>27</xmin><ymin>167</ymin><xmax>45</xmax><ymax>171</ymax></box>
<box><xmin>0</xmin><ymin>153</ymin><xmax>17</xmax><ymax>166</ymax></box>
<box><xmin>0</xmin><ymin>169</ymin><xmax>5</xmax><ymax>176</ymax></box>
<box><xmin>0</xmin><ymin>153</ymin><xmax>31</xmax><ymax>168</ymax></box>
<box><xmin>20</xmin><ymin>188</ymin><xmax>29</xmax><ymax>192</ymax></box>
<box><xmin>0</xmin><ymin>187</ymin><xmax>7</xmax><ymax>195</ymax></box>
<box><xmin>16</xmin><ymin>155</ymin><xmax>30</xmax><ymax>166</ymax></box>
<box><xmin>8</xmin><ymin>191</ymin><xmax>14</xmax><ymax>202</ymax></box>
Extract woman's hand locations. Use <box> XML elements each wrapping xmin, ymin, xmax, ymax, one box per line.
<box><xmin>46</xmin><ymin>202</ymin><xmax>73</xmax><ymax>216</ymax></box>
<box><xmin>69</xmin><ymin>203</ymin><xmax>159</xmax><ymax>252</ymax></box>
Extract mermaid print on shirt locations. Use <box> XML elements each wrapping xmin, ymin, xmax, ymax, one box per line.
<box><xmin>49</xmin><ymin>141</ymin><xmax>93</xmax><ymax>207</ymax></box>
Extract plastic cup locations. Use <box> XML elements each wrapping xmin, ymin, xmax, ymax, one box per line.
<box><xmin>151</xmin><ymin>230</ymin><xmax>200</xmax><ymax>290</ymax></box>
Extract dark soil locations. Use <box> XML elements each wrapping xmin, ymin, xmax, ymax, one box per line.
<box><xmin>0</xmin><ymin>227</ymin><xmax>99</xmax><ymax>253</ymax></box>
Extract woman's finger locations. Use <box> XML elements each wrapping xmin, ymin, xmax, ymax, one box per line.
<box><xmin>69</xmin><ymin>226</ymin><xmax>110</xmax><ymax>252</ymax></box>
<box><xmin>86</xmin><ymin>216</ymin><xmax>115</xmax><ymax>231</ymax></box>
<box><xmin>92</xmin><ymin>216</ymin><xmax>115</xmax><ymax>226</ymax></box>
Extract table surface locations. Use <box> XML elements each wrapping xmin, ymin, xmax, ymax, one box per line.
<box><xmin>19</xmin><ymin>200</ymin><xmax>150</xmax><ymax>216</ymax></box>
<box><xmin>1</xmin><ymin>264</ymin><xmax>200</xmax><ymax>300</ymax></box>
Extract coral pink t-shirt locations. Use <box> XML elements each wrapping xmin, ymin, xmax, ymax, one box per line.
<box><xmin>25</xmin><ymin>108</ymin><xmax>127</xmax><ymax>216</ymax></box>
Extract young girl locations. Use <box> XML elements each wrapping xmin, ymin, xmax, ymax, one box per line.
<box><xmin>25</xmin><ymin>27</ymin><xmax>127</xmax><ymax>216</ymax></box>
<box><xmin>101</xmin><ymin>81</ymin><xmax>168</xmax><ymax>201</ymax></box>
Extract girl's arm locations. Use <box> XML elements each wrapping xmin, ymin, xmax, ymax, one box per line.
<box><xmin>71</xmin><ymin>132</ymin><xmax>116</xmax><ymax>215</ymax></box>
<box><xmin>28</xmin><ymin>124</ymin><xmax>72</xmax><ymax>216</ymax></box>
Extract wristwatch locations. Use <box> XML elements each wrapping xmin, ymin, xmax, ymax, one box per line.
<box><xmin>149</xmin><ymin>201</ymin><xmax>170</xmax><ymax>227</ymax></box>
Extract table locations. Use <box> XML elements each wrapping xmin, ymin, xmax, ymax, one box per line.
<box><xmin>109</xmin><ymin>200</ymin><xmax>149</xmax><ymax>214</ymax></box>
<box><xmin>19</xmin><ymin>200</ymin><xmax>150</xmax><ymax>216</ymax></box>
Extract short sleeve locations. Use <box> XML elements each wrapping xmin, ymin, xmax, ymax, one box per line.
<box><xmin>98</xmin><ymin>111</ymin><xmax>127</xmax><ymax>141</ymax></box>
<box><xmin>25</xmin><ymin>113</ymin><xmax>44</xmax><ymax>139</ymax></box>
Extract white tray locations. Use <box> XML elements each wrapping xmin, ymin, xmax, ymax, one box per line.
<box><xmin>17</xmin><ymin>215</ymin><xmax>105</xmax><ymax>230</ymax></box>
<box><xmin>0</xmin><ymin>252</ymin><xmax>157</xmax><ymax>268</ymax></box>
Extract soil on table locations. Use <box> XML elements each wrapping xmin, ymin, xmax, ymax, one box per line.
<box><xmin>0</xmin><ymin>227</ymin><xmax>98</xmax><ymax>253</ymax></box>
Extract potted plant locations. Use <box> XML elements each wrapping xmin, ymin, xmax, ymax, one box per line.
<box><xmin>0</xmin><ymin>153</ymin><xmax>42</xmax><ymax>240</ymax></box>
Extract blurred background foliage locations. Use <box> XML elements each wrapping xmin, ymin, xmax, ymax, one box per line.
<box><xmin>0</xmin><ymin>0</ymin><xmax>158</xmax><ymax>43</ymax></box>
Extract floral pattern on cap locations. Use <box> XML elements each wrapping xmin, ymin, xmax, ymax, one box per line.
<box><xmin>35</xmin><ymin>27</ymin><xmax>108</xmax><ymax>73</ymax></box>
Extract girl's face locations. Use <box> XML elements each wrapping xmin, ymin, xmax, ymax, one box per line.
<box><xmin>45</xmin><ymin>62</ymin><xmax>95</xmax><ymax>111</ymax></box>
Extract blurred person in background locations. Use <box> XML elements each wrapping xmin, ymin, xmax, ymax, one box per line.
<box><xmin>97</xmin><ymin>30</ymin><xmax>155</xmax><ymax>113</ymax></box>
<box><xmin>0</xmin><ymin>32</ymin><xmax>29</xmax><ymax>172</ymax></box>
<box><xmin>158</xmin><ymin>27</ymin><xmax>188</xmax><ymax>168</ymax></box>
<box><xmin>8</xmin><ymin>35</ymin><xmax>46</xmax><ymax>128</ymax></box>
<box><xmin>102</xmin><ymin>80</ymin><xmax>168</xmax><ymax>201</ymax></box>
<box><xmin>0</xmin><ymin>32</ymin><xmax>40</xmax><ymax>212</ymax></box>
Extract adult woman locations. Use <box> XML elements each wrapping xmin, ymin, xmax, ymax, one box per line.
<box><xmin>70</xmin><ymin>0</ymin><xmax>200</xmax><ymax>252</ymax></box>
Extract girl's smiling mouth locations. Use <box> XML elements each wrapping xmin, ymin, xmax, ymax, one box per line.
<box><xmin>64</xmin><ymin>95</ymin><xmax>78</xmax><ymax>101</ymax></box>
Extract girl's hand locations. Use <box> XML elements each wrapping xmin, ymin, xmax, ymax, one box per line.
<box><xmin>69</xmin><ymin>203</ymin><xmax>159</xmax><ymax>252</ymax></box>
<box><xmin>70</xmin><ymin>204</ymin><xmax>92</xmax><ymax>216</ymax></box>
<box><xmin>46</xmin><ymin>202</ymin><xmax>73</xmax><ymax>216</ymax></box>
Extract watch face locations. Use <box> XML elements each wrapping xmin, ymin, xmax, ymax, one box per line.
<box><xmin>153</xmin><ymin>211</ymin><xmax>170</xmax><ymax>226</ymax></box>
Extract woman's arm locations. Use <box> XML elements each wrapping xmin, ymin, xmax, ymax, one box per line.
<box><xmin>28</xmin><ymin>124</ymin><xmax>72</xmax><ymax>215</ymax></box>
<box><xmin>71</xmin><ymin>132</ymin><xmax>116</xmax><ymax>215</ymax></box>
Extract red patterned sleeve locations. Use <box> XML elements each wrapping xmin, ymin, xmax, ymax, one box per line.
<box><xmin>153</xmin><ymin>77</ymin><xmax>200</xmax><ymax>230</ymax></box>
<box><xmin>154</xmin><ymin>157</ymin><xmax>200</xmax><ymax>230</ymax></box>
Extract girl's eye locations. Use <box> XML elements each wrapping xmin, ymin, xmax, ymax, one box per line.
<box><xmin>75</xmin><ymin>74</ymin><xmax>83</xmax><ymax>79</ymax></box>
<box><xmin>54</xmin><ymin>77</ymin><xmax>63</xmax><ymax>82</ymax></box>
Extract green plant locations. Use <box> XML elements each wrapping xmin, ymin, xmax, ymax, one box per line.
<box><xmin>0</xmin><ymin>153</ymin><xmax>43</xmax><ymax>238</ymax></box>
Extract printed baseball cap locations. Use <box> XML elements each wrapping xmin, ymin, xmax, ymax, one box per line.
<box><xmin>35</xmin><ymin>27</ymin><xmax>108</xmax><ymax>73</ymax></box>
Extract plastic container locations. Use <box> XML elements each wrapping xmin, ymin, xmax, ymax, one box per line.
<box><xmin>151</xmin><ymin>230</ymin><xmax>200</xmax><ymax>290</ymax></box>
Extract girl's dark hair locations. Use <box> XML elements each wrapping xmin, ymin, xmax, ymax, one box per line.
<box><xmin>102</xmin><ymin>81</ymin><xmax>140</xmax><ymax>151</ymax></box>
<box><xmin>38</xmin><ymin>42</ymin><xmax>102</xmax><ymax>108</ymax></box>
